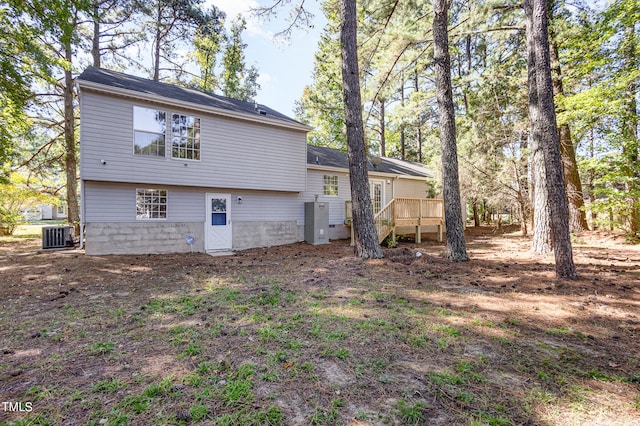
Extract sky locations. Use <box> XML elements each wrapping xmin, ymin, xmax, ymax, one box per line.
<box><xmin>207</xmin><ymin>0</ymin><xmax>327</xmax><ymax>117</ymax></box>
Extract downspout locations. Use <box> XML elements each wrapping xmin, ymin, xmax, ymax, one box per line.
<box><xmin>79</xmin><ymin>179</ymin><xmax>85</xmax><ymax>250</ymax></box>
<box><xmin>75</xmin><ymin>80</ymin><xmax>85</xmax><ymax>251</ymax></box>
<box><xmin>393</xmin><ymin>176</ymin><xmax>398</xmax><ymax>200</ymax></box>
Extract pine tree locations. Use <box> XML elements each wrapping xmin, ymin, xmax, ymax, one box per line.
<box><xmin>221</xmin><ymin>17</ymin><xmax>260</xmax><ymax>101</ymax></box>
<box><xmin>433</xmin><ymin>0</ymin><xmax>468</xmax><ymax>261</ymax></box>
<box><xmin>525</xmin><ymin>0</ymin><xmax>552</xmax><ymax>254</ymax></box>
<box><xmin>340</xmin><ymin>0</ymin><xmax>382</xmax><ymax>259</ymax></box>
<box><xmin>526</xmin><ymin>0</ymin><xmax>577</xmax><ymax>279</ymax></box>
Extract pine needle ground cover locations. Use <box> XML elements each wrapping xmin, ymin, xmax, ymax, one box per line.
<box><xmin>1</xmin><ymin>226</ymin><xmax>639</xmax><ymax>425</ymax></box>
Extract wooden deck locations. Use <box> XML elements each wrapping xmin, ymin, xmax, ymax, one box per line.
<box><xmin>345</xmin><ymin>198</ymin><xmax>444</xmax><ymax>245</ymax></box>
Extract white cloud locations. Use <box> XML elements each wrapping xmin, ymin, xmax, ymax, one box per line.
<box><xmin>256</xmin><ymin>72</ymin><xmax>274</xmax><ymax>91</ymax></box>
<box><xmin>205</xmin><ymin>0</ymin><xmax>265</xmax><ymax>37</ymax></box>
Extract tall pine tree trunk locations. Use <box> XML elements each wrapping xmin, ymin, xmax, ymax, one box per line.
<box><xmin>414</xmin><ymin>71</ymin><xmax>423</xmax><ymax>163</ymax></box>
<box><xmin>152</xmin><ymin>3</ymin><xmax>162</xmax><ymax>81</ymax></box>
<box><xmin>472</xmin><ymin>200</ymin><xmax>480</xmax><ymax>227</ymax></box>
<box><xmin>91</xmin><ymin>3</ymin><xmax>101</xmax><ymax>67</ymax></box>
<box><xmin>622</xmin><ymin>27</ymin><xmax>639</xmax><ymax>238</ymax></box>
<box><xmin>529</xmin><ymin>0</ymin><xmax>576</xmax><ymax>279</ymax></box>
<box><xmin>379</xmin><ymin>98</ymin><xmax>386</xmax><ymax>157</ymax></box>
<box><xmin>340</xmin><ymin>0</ymin><xmax>382</xmax><ymax>259</ymax></box>
<box><xmin>525</xmin><ymin>3</ymin><xmax>552</xmax><ymax>254</ymax></box>
<box><xmin>400</xmin><ymin>75</ymin><xmax>406</xmax><ymax>160</ymax></box>
<box><xmin>433</xmin><ymin>0</ymin><xmax>468</xmax><ymax>261</ymax></box>
<box><xmin>547</xmin><ymin>10</ymin><xmax>589</xmax><ymax>232</ymax></box>
<box><xmin>518</xmin><ymin>133</ymin><xmax>529</xmax><ymax>236</ymax></box>
<box><xmin>63</xmin><ymin>40</ymin><xmax>79</xmax><ymax>233</ymax></box>
<box><xmin>588</xmin><ymin>128</ymin><xmax>598</xmax><ymax>229</ymax></box>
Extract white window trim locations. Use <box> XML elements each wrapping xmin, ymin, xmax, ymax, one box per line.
<box><xmin>132</xmin><ymin>106</ymin><xmax>202</xmax><ymax>162</ymax></box>
<box><xmin>323</xmin><ymin>175</ymin><xmax>339</xmax><ymax>197</ymax></box>
<box><xmin>132</xmin><ymin>106</ymin><xmax>167</xmax><ymax>158</ymax></box>
<box><xmin>135</xmin><ymin>188</ymin><xmax>168</xmax><ymax>220</ymax></box>
<box><xmin>170</xmin><ymin>113</ymin><xmax>201</xmax><ymax>162</ymax></box>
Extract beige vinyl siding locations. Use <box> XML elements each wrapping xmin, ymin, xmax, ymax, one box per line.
<box><xmin>80</xmin><ymin>92</ymin><xmax>306</xmax><ymax>192</ymax></box>
<box><xmin>392</xmin><ymin>178</ymin><xmax>430</xmax><ymax>199</ymax></box>
<box><xmin>84</xmin><ymin>181</ymin><xmax>301</xmax><ymax>223</ymax></box>
<box><xmin>368</xmin><ymin>174</ymin><xmax>393</xmax><ymax>207</ymax></box>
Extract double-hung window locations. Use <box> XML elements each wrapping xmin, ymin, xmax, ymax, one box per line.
<box><xmin>171</xmin><ymin>114</ymin><xmax>201</xmax><ymax>160</ymax></box>
<box><xmin>133</xmin><ymin>106</ymin><xmax>166</xmax><ymax>157</ymax></box>
<box><xmin>136</xmin><ymin>189</ymin><xmax>167</xmax><ymax>220</ymax></box>
<box><xmin>323</xmin><ymin>175</ymin><xmax>339</xmax><ymax>196</ymax></box>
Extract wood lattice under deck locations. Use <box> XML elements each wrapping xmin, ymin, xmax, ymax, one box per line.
<box><xmin>345</xmin><ymin>198</ymin><xmax>445</xmax><ymax>245</ymax></box>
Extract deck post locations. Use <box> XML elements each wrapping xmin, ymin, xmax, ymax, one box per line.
<box><xmin>437</xmin><ymin>223</ymin><xmax>443</xmax><ymax>242</ymax></box>
<box><xmin>416</xmin><ymin>200</ymin><xmax>422</xmax><ymax>243</ymax></box>
<box><xmin>350</xmin><ymin>224</ymin><xmax>355</xmax><ymax>246</ymax></box>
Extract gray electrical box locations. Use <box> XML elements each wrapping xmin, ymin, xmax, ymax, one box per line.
<box><xmin>304</xmin><ymin>202</ymin><xmax>329</xmax><ymax>245</ymax></box>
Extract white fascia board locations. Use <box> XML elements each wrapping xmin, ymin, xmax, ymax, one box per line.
<box><xmin>77</xmin><ymin>80</ymin><xmax>312</xmax><ymax>133</ymax></box>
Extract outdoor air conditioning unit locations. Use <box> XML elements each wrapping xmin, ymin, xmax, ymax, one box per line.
<box><xmin>42</xmin><ymin>226</ymin><xmax>74</xmax><ymax>249</ymax></box>
<box><xmin>304</xmin><ymin>201</ymin><xmax>329</xmax><ymax>245</ymax></box>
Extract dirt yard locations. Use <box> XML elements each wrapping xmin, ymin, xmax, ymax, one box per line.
<box><xmin>1</xmin><ymin>226</ymin><xmax>639</xmax><ymax>425</ymax></box>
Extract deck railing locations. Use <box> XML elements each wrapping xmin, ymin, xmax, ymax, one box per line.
<box><xmin>374</xmin><ymin>199</ymin><xmax>396</xmax><ymax>243</ymax></box>
<box><xmin>345</xmin><ymin>198</ymin><xmax>444</xmax><ymax>244</ymax></box>
<box><xmin>394</xmin><ymin>197</ymin><xmax>445</xmax><ymax>226</ymax></box>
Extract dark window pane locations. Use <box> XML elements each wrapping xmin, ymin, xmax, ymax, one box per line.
<box><xmin>212</xmin><ymin>213</ymin><xmax>226</xmax><ymax>225</ymax></box>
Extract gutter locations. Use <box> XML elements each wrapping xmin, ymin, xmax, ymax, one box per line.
<box><xmin>306</xmin><ymin>164</ymin><xmax>431</xmax><ymax>181</ymax></box>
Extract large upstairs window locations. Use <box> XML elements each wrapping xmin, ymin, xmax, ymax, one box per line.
<box><xmin>171</xmin><ymin>113</ymin><xmax>200</xmax><ymax>160</ymax></box>
<box><xmin>133</xmin><ymin>106</ymin><xmax>201</xmax><ymax>161</ymax></box>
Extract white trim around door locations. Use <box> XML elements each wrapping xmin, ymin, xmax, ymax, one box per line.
<box><xmin>205</xmin><ymin>193</ymin><xmax>232</xmax><ymax>252</ymax></box>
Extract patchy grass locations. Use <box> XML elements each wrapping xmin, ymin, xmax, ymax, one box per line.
<box><xmin>1</xmin><ymin>227</ymin><xmax>639</xmax><ymax>424</ymax></box>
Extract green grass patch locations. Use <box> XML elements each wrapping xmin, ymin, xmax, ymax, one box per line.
<box><xmin>214</xmin><ymin>405</ymin><xmax>284</xmax><ymax>425</ymax></box>
<box><xmin>395</xmin><ymin>400</ymin><xmax>426</xmax><ymax>424</ymax></box>
<box><xmin>190</xmin><ymin>403</ymin><xmax>209</xmax><ymax>422</ymax></box>
<box><xmin>223</xmin><ymin>364</ymin><xmax>256</xmax><ymax>407</ymax></box>
<box><xmin>143</xmin><ymin>376</ymin><xmax>173</xmax><ymax>398</ymax></box>
<box><xmin>309</xmin><ymin>399</ymin><xmax>344</xmax><ymax>425</ymax></box>
<box><xmin>117</xmin><ymin>395</ymin><xmax>152</xmax><ymax>414</ymax></box>
<box><xmin>428</xmin><ymin>371</ymin><xmax>465</xmax><ymax>386</ymax></box>
<box><xmin>91</xmin><ymin>377</ymin><xmax>125</xmax><ymax>393</ymax></box>
<box><xmin>545</xmin><ymin>327</ymin><xmax>573</xmax><ymax>336</ymax></box>
<box><xmin>470</xmin><ymin>412</ymin><xmax>510</xmax><ymax>426</ymax></box>
<box><xmin>88</xmin><ymin>341</ymin><xmax>114</xmax><ymax>355</ymax></box>
<box><xmin>433</xmin><ymin>324</ymin><xmax>461</xmax><ymax>337</ymax></box>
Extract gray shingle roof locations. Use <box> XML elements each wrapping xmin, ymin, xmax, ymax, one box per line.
<box><xmin>307</xmin><ymin>145</ymin><xmax>432</xmax><ymax>178</ymax></box>
<box><xmin>77</xmin><ymin>67</ymin><xmax>306</xmax><ymax>128</ymax></box>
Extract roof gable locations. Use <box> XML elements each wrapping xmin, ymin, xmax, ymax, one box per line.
<box><xmin>307</xmin><ymin>145</ymin><xmax>432</xmax><ymax>178</ymax></box>
<box><xmin>77</xmin><ymin>67</ymin><xmax>309</xmax><ymax>131</ymax></box>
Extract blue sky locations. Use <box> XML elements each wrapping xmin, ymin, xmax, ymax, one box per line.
<box><xmin>208</xmin><ymin>0</ymin><xmax>327</xmax><ymax>117</ymax></box>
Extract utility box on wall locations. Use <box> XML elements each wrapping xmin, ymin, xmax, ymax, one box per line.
<box><xmin>304</xmin><ymin>202</ymin><xmax>329</xmax><ymax>245</ymax></box>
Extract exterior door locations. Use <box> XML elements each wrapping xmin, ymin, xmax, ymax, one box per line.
<box><xmin>369</xmin><ymin>180</ymin><xmax>384</xmax><ymax>214</ymax></box>
<box><xmin>205</xmin><ymin>193</ymin><xmax>232</xmax><ymax>251</ymax></box>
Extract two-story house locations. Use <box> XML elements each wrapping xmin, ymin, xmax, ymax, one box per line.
<box><xmin>77</xmin><ymin>67</ymin><xmax>437</xmax><ymax>255</ymax></box>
